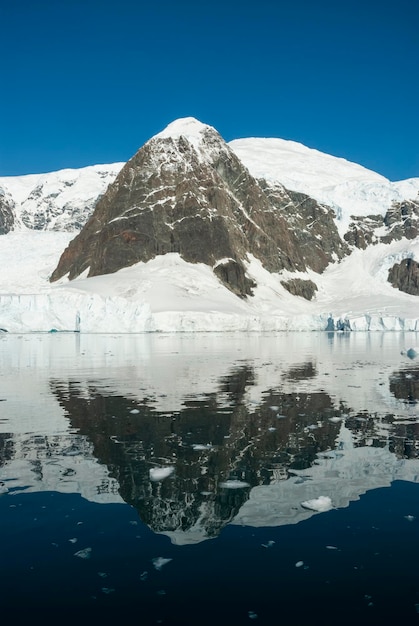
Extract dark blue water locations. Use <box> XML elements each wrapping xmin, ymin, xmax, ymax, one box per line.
<box><xmin>1</xmin><ymin>482</ymin><xmax>419</xmax><ymax>624</ymax></box>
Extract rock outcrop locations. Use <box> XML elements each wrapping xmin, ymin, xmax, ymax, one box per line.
<box><xmin>344</xmin><ymin>196</ymin><xmax>419</xmax><ymax>249</ymax></box>
<box><xmin>0</xmin><ymin>193</ymin><xmax>15</xmax><ymax>234</ymax></box>
<box><xmin>388</xmin><ymin>258</ymin><xmax>419</xmax><ymax>296</ymax></box>
<box><xmin>280</xmin><ymin>278</ymin><xmax>318</xmax><ymax>301</ymax></box>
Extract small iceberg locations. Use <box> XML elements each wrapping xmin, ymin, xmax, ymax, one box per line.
<box><xmin>74</xmin><ymin>547</ymin><xmax>92</xmax><ymax>559</ymax></box>
<box><xmin>152</xmin><ymin>557</ymin><xmax>172</xmax><ymax>571</ymax></box>
<box><xmin>402</xmin><ymin>347</ymin><xmax>419</xmax><ymax>359</ymax></box>
<box><xmin>301</xmin><ymin>495</ymin><xmax>332</xmax><ymax>512</ymax></box>
<box><xmin>219</xmin><ymin>479</ymin><xmax>250</xmax><ymax>489</ymax></box>
<box><xmin>149</xmin><ymin>466</ymin><xmax>175</xmax><ymax>482</ymax></box>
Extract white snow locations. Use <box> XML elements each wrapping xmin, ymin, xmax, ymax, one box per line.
<box><xmin>155</xmin><ymin>117</ymin><xmax>212</xmax><ymax>142</ymax></box>
<box><xmin>229</xmin><ymin>137</ymin><xmax>419</xmax><ymax>237</ymax></box>
<box><xmin>0</xmin><ymin>229</ymin><xmax>419</xmax><ymax>332</ymax></box>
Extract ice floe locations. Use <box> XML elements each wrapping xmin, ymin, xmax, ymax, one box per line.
<box><xmin>301</xmin><ymin>495</ymin><xmax>333</xmax><ymax>512</ymax></box>
<box><xmin>152</xmin><ymin>557</ymin><xmax>172</xmax><ymax>571</ymax></box>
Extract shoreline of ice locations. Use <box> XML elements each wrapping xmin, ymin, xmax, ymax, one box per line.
<box><xmin>0</xmin><ymin>290</ymin><xmax>418</xmax><ymax>334</ymax></box>
<box><xmin>1</xmin><ymin>231</ymin><xmax>419</xmax><ymax>333</ymax></box>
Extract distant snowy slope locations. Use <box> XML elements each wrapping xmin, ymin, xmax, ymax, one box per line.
<box><xmin>229</xmin><ymin>138</ymin><xmax>419</xmax><ymax>236</ymax></box>
<box><xmin>0</xmin><ymin>163</ymin><xmax>123</xmax><ymax>231</ymax></box>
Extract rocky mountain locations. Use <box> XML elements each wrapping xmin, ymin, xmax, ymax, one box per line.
<box><xmin>48</xmin><ymin>118</ymin><xmax>350</xmax><ymax>298</ymax></box>
<box><xmin>2</xmin><ymin>117</ymin><xmax>419</xmax><ymax>303</ymax></box>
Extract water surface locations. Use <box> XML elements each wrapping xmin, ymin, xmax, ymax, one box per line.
<box><xmin>1</xmin><ymin>332</ymin><xmax>419</xmax><ymax>624</ymax></box>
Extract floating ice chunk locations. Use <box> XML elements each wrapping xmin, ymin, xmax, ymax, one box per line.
<box><xmin>149</xmin><ymin>466</ymin><xmax>175</xmax><ymax>482</ymax></box>
<box><xmin>0</xmin><ymin>482</ymin><xmax>9</xmax><ymax>494</ymax></box>
<box><xmin>329</xmin><ymin>416</ymin><xmax>341</xmax><ymax>423</ymax></box>
<box><xmin>261</xmin><ymin>540</ymin><xmax>275</xmax><ymax>548</ymax></box>
<box><xmin>74</xmin><ymin>547</ymin><xmax>92</xmax><ymax>559</ymax></box>
<box><xmin>140</xmin><ymin>571</ymin><xmax>148</xmax><ymax>581</ymax></box>
<box><xmin>192</xmin><ymin>444</ymin><xmax>213</xmax><ymax>450</ymax></box>
<box><xmin>404</xmin><ymin>515</ymin><xmax>415</xmax><ymax>522</ymax></box>
<box><xmin>301</xmin><ymin>496</ymin><xmax>332</xmax><ymax>512</ymax></box>
<box><xmin>248</xmin><ymin>611</ymin><xmax>258</xmax><ymax>619</ymax></box>
<box><xmin>130</xmin><ymin>408</ymin><xmax>140</xmax><ymax>414</ymax></box>
<box><xmin>219</xmin><ymin>480</ymin><xmax>250</xmax><ymax>489</ymax></box>
<box><xmin>101</xmin><ymin>587</ymin><xmax>115</xmax><ymax>594</ymax></box>
<box><xmin>270</xmin><ymin>406</ymin><xmax>279</xmax><ymax>411</ymax></box>
<box><xmin>295</xmin><ymin>561</ymin><xmax>304</xmax><ymax>568</ymax></box>
<box><xmin>326</xmin><ymin>545</ymin><xmax>338</xmax><ymax>550</ymax></box>
<box><xmin>152</xmin><ymin>557</ymin><xmax>172</xmax><ymax>571</ymax></box>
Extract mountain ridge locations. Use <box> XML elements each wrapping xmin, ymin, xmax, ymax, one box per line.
<box><xmin>1</xmin><ymin>118</ymin><xmax>418</xmax><ymax>237</ymax></box>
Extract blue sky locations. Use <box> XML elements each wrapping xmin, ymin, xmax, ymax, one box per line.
<box><xmin>1</xmin><ymin>0</ymin><xmax>418</xmax><ymax>180</ymax></box>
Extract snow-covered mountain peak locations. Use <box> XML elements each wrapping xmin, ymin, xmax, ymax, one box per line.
<box><xmin>155</xmin><ymin>116</ymin><xmax>214</xmax><ymax>142</ymax></box>
<box><xmin>150</xmin><ymin>116</ymin><xmax>227</xmax><ymax>166</ymax></box>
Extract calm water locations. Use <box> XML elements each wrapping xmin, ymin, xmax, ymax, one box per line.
<box><xmin>1</xmin><ymin>331</ymin><xmax>419</xmax><ymax>624</ymax></box>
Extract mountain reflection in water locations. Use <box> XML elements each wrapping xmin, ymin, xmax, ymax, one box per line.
<box><xmin>1</xmin><ymin>332</ymin><xmax>419</xmax><ymax>545</ymax></box>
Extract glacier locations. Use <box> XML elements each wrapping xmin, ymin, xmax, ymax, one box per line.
<box><xmin>1</xmin><ymin>230</ymin><xmax>418</xmax><ymax>333</ymax></box>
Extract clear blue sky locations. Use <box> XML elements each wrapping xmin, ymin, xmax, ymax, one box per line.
<box><xmin>1</xmin><ymin>0</ymin><xmax>418</xmax><ymax>180</ymax></box>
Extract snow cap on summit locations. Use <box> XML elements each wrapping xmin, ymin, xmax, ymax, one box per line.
<box><xmin>155</xmin><ymin>117</ymin><xmax>213</xmax><ymax>141</ymax></box>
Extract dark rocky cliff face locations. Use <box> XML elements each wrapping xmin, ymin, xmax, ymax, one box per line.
<box><xmin>0</xmin><ymin>194</ymin><xmax>15</xmax><ymax>234</ymax></box>
<box><xmin>50</xmin><ymin>120</ymin><xmax>349</xmax><ymax>297</ymax></box>
<box><xmin>344</xmin><ymin>197</ymin><xmax>419</xmax><ymax>249</ymax></box>
<box><xmin>388</xmin><ymin>258</ymin><xmax>419</xmax><ymax>296</ymax></box>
